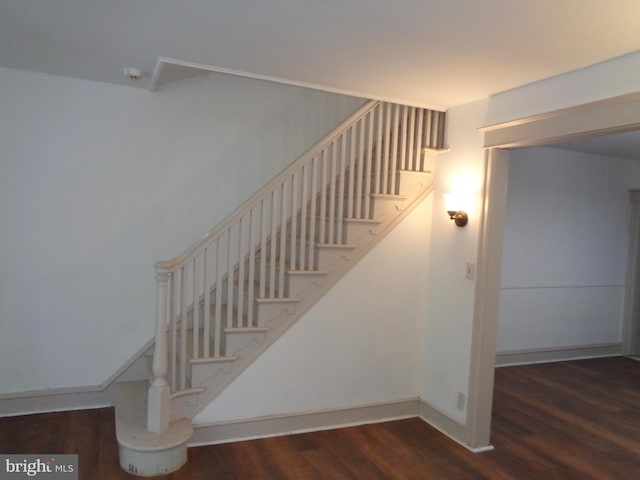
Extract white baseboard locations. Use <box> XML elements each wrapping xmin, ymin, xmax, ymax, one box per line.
<box><xmin>417</xmin><ymin>399</ymin><xmax>494</xmax><ymax>453</ymax></box>
<box><xmin>418</xmin><ymin>399</ymin><xmax>466</xmax><ymax>444</ymax></box>
<box><xmin>0</xmin><ymin>342</ymin><xmax>152</xmax><ymax>417</ymax></box>
<box><xmin>190</xmin><ymin>398</ymin><xmax>421</xmax><ymax>446</ymax></box>
<box><xmin>495</xmin><ymin>343</ymin><xmax>622</xmax><ymax>367</ymax></box>
<box><xmin>190</xmin><ymin>397</ymin><xmax>482</xmax><ymax>454</ymax></box>
<box><xmin>0</xmin><ymin>385</ymin><xmax>114</xmax><ymax>417</ymax></box>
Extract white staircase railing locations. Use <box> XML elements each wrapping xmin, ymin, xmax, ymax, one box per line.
<box><xmin>148</xmin><ymin>100</ymin><xmax>445</xmax><ymax>433</ymax></box>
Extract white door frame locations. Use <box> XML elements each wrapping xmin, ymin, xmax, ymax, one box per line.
<box><xmin>623</xmin><ymin>190</ymin><xmax>640</xmax><ymax>355</ymax></box>
<box><xmin>466</xmin><ymin>92</ymin><xmax>640</xmax><ymax>449</ymax></box>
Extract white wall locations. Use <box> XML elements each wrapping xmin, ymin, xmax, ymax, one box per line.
<box><xmin>418</xmin><ymin>98</ymin><xmax>488</xmax><ymax>424</ymax></box>
<box><xmin>194</xmin><ymin>196</ymin><xmax>433</xmax><ymax>424</ymax></box>
<box><xmin>0</xmin><ymin>66</ymin><xmax>364</xmax><ymax>394</ymax></box>
<box><xmin>498</xmin><ymin>147</ymin><xmax>640</xmax><ymax>352</ymax></box>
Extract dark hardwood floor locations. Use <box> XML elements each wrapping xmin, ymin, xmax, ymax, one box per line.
<box><xmin>2</xmin><ymin>356</ymin><xmax>640</xmax><ymax>479</ymax></box>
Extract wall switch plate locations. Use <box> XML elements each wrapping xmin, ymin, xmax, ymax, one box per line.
<box><xmin>465</xmin><ymin>262</ymin><xmax>475</xmax><ymax>280</ymax></box>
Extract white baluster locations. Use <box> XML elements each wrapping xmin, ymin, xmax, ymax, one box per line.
<box><xmin>337</xmin><ymin>135</ymin><xmax>346</xmax><ymax>244</ymax></box>
<box><xmin>415</xmin><ymin>108</ymin><xmax>424</xmax><ymax>171</ymax></box>
<box><xmin>364</xmin><ymin>110</ymin><xmax>374</xmax><ymax>218</ymax></box>
<box><xmin>179</xmin><ymin>266</ymin><xmax>187</xmax><ymax>390</ymax></box>
<box><xmin>299</xmin><ymin>165</ymin><xmax>309</xmax><ymax>270</ymax></box>
<box><xmin>308</xmin><ymin>156</ymin><xmax>318</xmax><ymax>269</ymax></box>
<box><xmin>347</xmin><ymin>126</ymin><xmax>355</xmax><ymax>219</ymax></box>
<box><xmin>290</xmin><ymin>172</ymin><xmax>299</xmax><ymax>270</ymax></box>
<box><xmin>328</xmin><ymin>143</ymin><xmax>337</xmax><ymax>244</ymax></box>
<box><xmin>425</xmin><ymin>108</ymin><xmax>433</xmax><ymax>151</ymax></box>
<box><xmin>259</xmin><ymin>199</ymin><xmax>267</xmax><ymax>298</ymax></box>
<box><xmin>203</xmin><ymin>247</ymin><xmax>210</xmax><ymax>357</ymax></box>
<box><xmin>375</xmin><ymin>105</ymin><xmax>383</xmax><ymax>194</ymax></box>
<box><xmin>214</xmin><ymin>239</ymin><xmax>222</xmax><ymax>357</ymax></box>
<box><xmin>391</xmin><ymin>104</ymin><xmax>400</xmax><ymax>194</ymax></box>
<box><xmin>408</xmin><ymin>107</ymin><xmax>416</xmax><ymax>171</ymax></box>
<box><xmin>319</xmin><ymin>149</ymin><xmax>327</xmax><ymax>244</ymax></box>
<box><xmin>269</xmin><ymin>191</ymin><xmax>278</xmax><ymax>298</ymax></box>
<box><xmin>226</xmin><ymin>229</ymin><xmax>234</xmax><ymax>327</ymax></box>
<box><xmin>192</xmin><ymin>258</ymin><xmax>199</xmax><ymax>359</ymax></box>
<box><xmin>400</xmin><ymin>106</ymin><xmax>408</xmax><ymax>171</ymax></box>
<box><xmin>356</xmin><ymin>119</ymin><xmax>365</xmax><ymax>218</ymax></box>
<box><xmin>278</xmin><ymin>182</ymin><xmax>287</xmax><ymax>298</ymax></box>
<box><xmin>382</xmin><ymin>103</ymin><xmax>391</xmax><ymax>194</ymax></box>
<box><xmin>247</xmin><ymin>210</ymin><xmax>256</xmax><ymax>327</ymax></box>
<box><xmin>237</xmin><ymin>217</ymin><xmax>245</xmax><ymax>328</ymax></box>
<box><xmin>170</xmin><ymin>271</ymin><xmax>177</xmax><ymax>389</ymax></box>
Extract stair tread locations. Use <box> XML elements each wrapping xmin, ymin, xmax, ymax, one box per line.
<box><xmin>315</xmin><ymin>242</ymin><xmax>356</xmax><ymax>249</ymax></box>
<box><xmin>371</xmin><ymin>193</ymin><xmax>408</xmax><ymax>200</ymax></box>
<box><xmin>307</xmin><ymin>215</ymin><xmax>382</xmax><ymax>225</ymax></box>
<box><xmin>250</xmin><ymin>258</ymin><xmax>328</xmax><ymax>275</ymax></box>
<box><xmin>343</xmin><ymin>217</ymin><xmax>382</xmax><ymax>224</ymax></box>
<box><xmin>225</xmin><ymin>326</ymin><xmax>269</xmax><ymax>333</ymax></box>
<box><xmin>114</xmin><ymin>381</ymin><xmax>192</xmax><ymax>451</ymax></box>
<box><xmin>286</xmin><ymin>269</ymin><xmax>329</xmax><ymax>276</ymax></box>
<box><xmin>190</xmin><ymin>355</ymin><xmax>237</xmax><ymax>364</ymax></box>
<box><xmin>255</xmin><ymin>295</ymin><xmax>301</xmax><ymax>303</ymax></box>
<box><xmin>398</xmin><ymin>168</ymin><xmax>434</xmax><ymax>174</ymax></box>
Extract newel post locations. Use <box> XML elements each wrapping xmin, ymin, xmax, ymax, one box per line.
<box><xmin>148</xmin><ymin>266</ymin><xmax>171</xmax><ymax>434</ymax></box>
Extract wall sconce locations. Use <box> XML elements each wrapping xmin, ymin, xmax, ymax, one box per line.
<box><xmin>443</xmin><ymin>194</ymin><xmax>468</xmax><ymax>227</ymax></box>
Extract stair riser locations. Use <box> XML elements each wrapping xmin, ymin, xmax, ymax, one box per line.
<box><xmin>313</xmin><ymin>245</ymin><xmax>354</xmax><ymax>270</ymax></box>
<box><xmin>342</xmin><ymin>221</ymin><xmax>381</xmax><ymax>246</ymax></box>
<box><xmin>229</xmin><ymin>278</ymin><xmax>298</xmax><ymax>327</ymax></box>
<box><xmin>252</xmin><ymin>300</ymin><xmax>297</xmax><ymax>327</ymax></box>
<box><xmin>222</xmin><ymin>330</ymin><xmax>267</xmax><ymax>357</ymax></box>
<box><xmin>369</xmin><ymin>196</ymin><xmax>407</xmax><ymax>221</ymax></box>
<box><xmin>397</xmin><ymin>170</ymin><xmax>433</xmax><ymax>197</ymax></box>
<box><xmin>190</xmin><ymin>360</ymin><xmax>234</xmax><ymax>388</ymax></box>
<box><xmin>254</xmin><ymin>262</ymin><xmax>327</xmax><ymax>298</ymax></box>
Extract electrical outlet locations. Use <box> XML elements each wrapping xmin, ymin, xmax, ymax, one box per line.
<box><xmin>465</xmin><ymin>262</ymin><xmax>475</xmax><ymax>280</ymax></box>
<box><xmin>457</xmin><ymin>392</ymin><xmax>466</xmax><ymax>411</ymax></box>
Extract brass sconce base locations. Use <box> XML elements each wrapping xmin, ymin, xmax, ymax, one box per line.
<box><xmin>447</xmin><ymin>210</ymin><xmax>468</xmax><ymax>227</ymax></box>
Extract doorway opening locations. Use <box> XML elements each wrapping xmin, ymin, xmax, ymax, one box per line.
<box><xmin>466</xmin><ymin>91</ymin><xmax>640</xmax><ymax>449</ymax></box>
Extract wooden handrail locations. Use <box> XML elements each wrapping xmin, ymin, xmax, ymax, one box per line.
<box><xmin>154</xmin><ymin>100</ymin><xmax>379</xmax><ymax>273</ymax></box>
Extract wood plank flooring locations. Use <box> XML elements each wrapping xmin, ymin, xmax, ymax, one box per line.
<box><xmin>1</xmin><ymin>356</ymin><xmax>640</xmax><ymax>479</ymax></box>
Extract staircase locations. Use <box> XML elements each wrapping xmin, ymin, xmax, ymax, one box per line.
<box><xmin>114</xmin><ymin>100</ymin><xmax>446</xmax><ymax>476</ymax></box>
